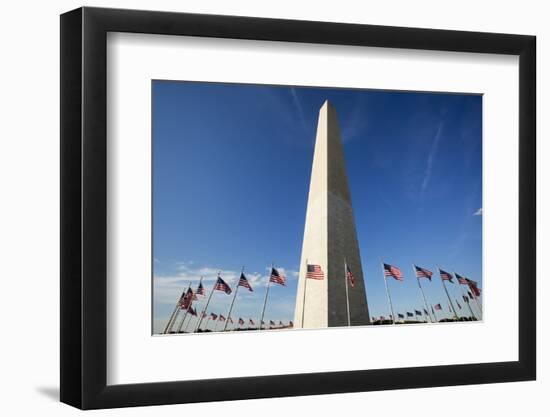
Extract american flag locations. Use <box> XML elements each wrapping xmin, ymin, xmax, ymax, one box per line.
<box><xmin>414</xmin><ymin>265</ymin><xmax>433</xmax><ymax>280</ymax></box>
<box><xmin>214</xmin><ymin>276</ymin><xmax>232</xmax><ymax>294</ymax></box>
<box><xmin>466</xmin><ymin>278</ymin><xmax>481</xmax><ymax>297</ymax></box>
<box><xmin>439</xmin><ymin>269</ymin><xmax>454</xmax><ymax>282</ymax></box>
<box><xmin>407</xmin><ymin>312</ymin><xmax>413</xmax><ymax>317</ymax></box>
<box><xmin>189</xmin><ymin>306</ymin><xmax>197</xmax><ymax>316</ymax></box>
<box><xmin>179</xmin><ymin>288</ymin><xmax>194</xmax><ymax>309</ymax></box>
<box><xmin>210</xmin><ymin>313</ymin><xmax>218</xmax><ymax>320</ymax></box>
<box><xmin>238</xmin><ymin>318</ymin><xmax>245</xmax><ymax>325</ymax></box>
<box><xmin>249</xmin><ymin>319</ymin><xmax>255</xmax><ymax>325</ymax></box>
<box><xmin>197</xmin><ymin>282</ymin><xmax>205</xmax><ymax>296</ymax></box>
<box><xmin>383</xmin><ymin>263</ymin><xmax>403</xmax><ymax>281</ymax></box>
<box><xmin>346</xmin><ymin>264</ymin><xmax>356</xmax><ymax>287</ymax></box>
<box><xmin>455</xmin><ymin>273</ymin><xmax>469</xmax><ymax>285</ymax></box>
<box><xmin>238</xmin><ymin>272</ymin><xmax>253</xmax><ymax>292</ymax></box>
<box><xmin>269</xmin><ymin>267</ymin><xmax>286</xmax><ymax>286</ymax></box>
<box><xmin>415</xmin><ymin>310</ymin><xmax>422</xmax><ymax>316</ymax></box>
<box><xmin>306</xmin><ymin>264</ymin><xmax>324</xmax><ymax>280</ymax></box>
<box><xmin>398</xmin><ymin>313</ymin><xmax>404</xmax><ymax>319</ymax></box>
<box><xmin>219</xmin><ymin>314</ymin><xmax>226</xmax><ymax>322</ymax></box>
<box><xmin>434</xmin><ymin>303</ymin><xmax>442</xmax><ymax>311</ymax></box>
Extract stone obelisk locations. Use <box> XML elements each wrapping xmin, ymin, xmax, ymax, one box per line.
<box><xmin>293</xmin><ymin>100</ymin><xmax>370</xmax><ymax>329</ymax></box>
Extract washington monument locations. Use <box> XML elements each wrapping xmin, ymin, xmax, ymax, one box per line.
<box><xmin>294</xmin><ymin>101</ymin><xmax>371</xmax><ymax>329</ymax></box>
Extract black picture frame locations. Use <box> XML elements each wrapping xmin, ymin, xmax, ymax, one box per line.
<box><xmin>60</xmin><ymin>6</ymin><xmax>536</xmax><ymax>410</ymax></box>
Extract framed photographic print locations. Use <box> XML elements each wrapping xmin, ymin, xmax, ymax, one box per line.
<box><xmin>60</xmin><ymin>6</ymin><xmax>536</xmax><ymax>409</ymax></box>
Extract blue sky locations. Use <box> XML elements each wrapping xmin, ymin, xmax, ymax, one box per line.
<box><xmin>152</xmin><ymin>81</ymin><xmax>482</xmax><ymax>333</ymax></box>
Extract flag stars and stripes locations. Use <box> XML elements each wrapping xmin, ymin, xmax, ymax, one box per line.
<box><xmin>238</xmin><ymin>272</ymin><xmax>254</xmax><ymax>291</ymax></box>
<box><xmin>269</xmin><ymin>267</ymin><xmax>286</xmax><ymax>286</ymax></box>
<box><xmin>346</xmin><ymin>264</ymin><xmax>356</xmax><ymax>287</ymax></box>
<box><xmin>466</xmin><ymin>278</ymin><xmax>482</xmax><ymax>297</ymax></box>
<box><xmin>439</xmin><ymin>268</ymin><xmax>454</xmax><ymax>282</ymax></box>
<box><xmin>414</xmin><ymin>265</ymin><xmax>433</xmax><ymax>280</ymax></box>
<box><xmin>179</xmin><ymin>287</ymin><xmax>194</xmax><ymax>309</ymax></box>
<box><xmin>455</xmin><ymin>273</ymin><xmax>469</xmax><ymax>285</ymax></box>
<box><xmin>214</xmin><ymin>276</ymin><xmax>232</xmax><ymax>294</ymax></box>
<box><xmin>196</xmin><ymin>282</ymin><xmax>205</xmax><ymax>296</ymax></box>
<box><xmin>383</xmin><ymin>263</ymin><xmax>403</xmax><ymax>281</ymax></box>
<box><xmin>306</xmin><ymin>264</ymin><xmax>324</xmax><ymax>280</ymax></box>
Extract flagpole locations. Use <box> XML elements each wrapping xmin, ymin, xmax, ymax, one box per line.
<box><xmin>463</xmin><ymin>290</ymin><xmax>477</xmax><ymax>320</ymax></box>
<box><xmin>259</xmin><ymin>263</ymin><xmax>273</xmax><ymax>331</ymax></box>
<box><xmin>168</xmin><ymin>282</ymin><xmax>191</xmax><ymax>333</ymax></box>
<box><xmin>447</xmin><ymin>302</ymin><xmax>454</xmax><ymax>320</ymax></box>
<box><xmin>301</xmin><ymin>259</ymin><xmax>308</xmax><ymax>328</ymax></box>
<box><xmin>381</xmin><ymin>263</ymin><xmax>396</xmax><ymax>325</ymax></box>
<box><xmin>163</xmin><ymin>304</ymin><xmax>179</xmax><ymax>334</ymax></box>
<box><xmin>175</xmin><ymin>280</ymin><xmax>197</xmax><ymax>333</ymax></box>
<box><xmin>438</xmin><ymin>267</ymin><xmax>458</xmax><ymax>320</ymax></box>
<box><xmin>202</xmin><ymin>316</ymin><xmax>211</xmax><ymax>332</ymax></box>
<box><xmin>413</xmin><ymin>264</ymin><xmax>433</xmax><ymax>323</ymax></box>
<box><xmin>224</xmin><ymin>266</ymin><xmax>243</xmax><ymax>331</ymax></box>
<box><xmin>194</xmin><ymin>272</ymin><xmax>219</xmax><ymax>333</ymax></box>
<box><xmin>432</xmin><ymin>304</ymin><xmax>438</xmax><ymax>322</ymax></box>
<box><xmin>191</xmin><ymin>276</ymin><xmax>204</xmax><ymax>327</ymax></box>
<box><xmin>471</xmin><ymin>287</ymin><xmax>482</xmax><ymax>317</ymax></box>
<box><xmin>163</xmin><ymin>288</ymin><xmax>185</xmax><ymax>334</ymax></box>
<box><xmin>177</xmin><ymin>312</ymin><xmax>191</xmax><ymax>333</ymax></box>
<box><xmin>470</xmin><ymin>292</ymin><xmax>482</xmax><ymax>319</ymax></box>
<box><xmin>474</xmin><ymin>293</ymin><xmax>482</xmax><ymax>318</ymax></box>
<box><xmin>176</xmin><ymin>299</ymin><xmax>192</xmax><ymax>332</ymax></box>
<box><xmin>344</xmin><ymin>258</ymin><xmax>351</xmax><ymax>326</ymax></box>
<box><xmin>213</xmin><ymin>317</ymin><xmax>219</xmax><ymax>333</ymax></box>
<box><xmin>169</xmin><ymin>305</ymin><xmax>184</xmax><ymax>333</ymax></box>
<box><xmin>183</xmin><ymin>314</ymin><xmax>192</xmax><ymax>333</ymax></box>
<box><xmin>184</xmin><ymin>277</ymin><xmax>204</xmax><ymax>333</ymax></box>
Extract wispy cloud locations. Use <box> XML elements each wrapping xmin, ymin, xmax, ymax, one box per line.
<box><xmin>421</xmin><ymin>122</ymin><xmax>444</xmax><ymax>192</ymax></box>
<box><xmin>473</xmin><ymin>208</ymin><xmax>482</xmax><ymax>216</ymax></box>
<box><xmin>342</xmin><ymin>97</ymin><xmax>368</xmax><ymax>143</ymax></box>
<box><xmin>290</xmin><ymin>87</ymin><xmax>308</xmax><ymax>134</ymax></box>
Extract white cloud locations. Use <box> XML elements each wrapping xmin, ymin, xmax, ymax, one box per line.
<box><xmin>421</xmin><ymin>122</ymin><xmax>444</xmax><ymax>192</ymax></box>
<box><xmin>264</xmin><ymin>266</ymin><xmax>299</xmax><ymax>279</ymax></box>
<box><xmin>154</xmin><ymin>262</ymin><xmax>298</xmax><ymax>305</ymax></box>
<box><xmin>290</xmin><ymin>87</ymin><xmax>308</xmax><ymax>134</ymax></box>
<box><xmin>473</xmin><ymin>208</ymin><xmax>483</xmax><ymax>216</ymax></box>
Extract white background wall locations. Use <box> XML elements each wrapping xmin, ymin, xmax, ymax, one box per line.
<box><xmin>0</xmin><ymin>0</ymin><xmax>546</xmax><ymax>415</ymax></box>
